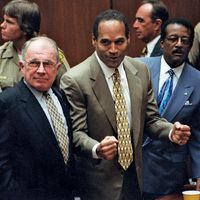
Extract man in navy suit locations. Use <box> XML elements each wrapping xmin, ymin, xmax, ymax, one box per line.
<box><xmin>0</xmin><ymin>36</ymin><xmax>74</xmax><ymax>200</ymax></box>
<box><xmin>133</xmin><ymin>0</ymin><xmax>169</xmax><ymax>57</ymax></box>
<box><xmin>139</xmin><ymin>18</ymin><xmax>200</xmax><ymax>200</ymax></box>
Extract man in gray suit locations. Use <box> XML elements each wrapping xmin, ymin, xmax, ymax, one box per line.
<box><xmin>139</xmin><ymin>18</ymin><xmax>200</xmax><ymax>200</ymax></box>
<box><xmin>60</xmin><ymin>10</ymin><xmax>190</xmax><ymax>200</ymax></box>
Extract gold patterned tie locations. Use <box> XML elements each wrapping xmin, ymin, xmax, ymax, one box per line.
<box><xmin>112</xmin><ymin>69</ymin><xmax>133</xmax><ymax>170</ymax></box>
<box><xmin>44</xmin><ymin>93</ymin><xmax>69</xmax><ymax>163</ymax></box>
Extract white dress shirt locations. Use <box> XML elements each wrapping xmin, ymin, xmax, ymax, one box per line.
<box><xmin>159</xmin><ymin>56</ymin><xmax>184</xmax><ymax>93</ymax></box>
<box><xmin>94</xmin><ymin>52</ymin><xmax>131</xmax><ymax>126</ymax></box>
<box><xmin>25</xmin><ymin>81</ymin><xmax>68</xmax><ymax>134</ymax></box>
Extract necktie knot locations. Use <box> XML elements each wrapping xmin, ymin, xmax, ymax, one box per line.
<box><xmin>168</xmin><ymin>69</ymin><xmax>174</xmax><ymax>78</ymax></box>
<box><xmin>112</xmin><ymin>69</ymin><xmax>120</xmax><ymax>81</ymax></box>
<box><xmin>141</xmin><ymin>46</ymin><xmax>148</xmax><ymax>57</ymax></box>
<box><xmin>43</xmin><ymin>92</ymin><xmax>50</xmax><ymax>99</ymax></box>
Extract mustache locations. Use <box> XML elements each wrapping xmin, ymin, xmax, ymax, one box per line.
<box><xmin>172</xmin><ymin>48</ymin><xmax>184</xmax><ymax>54</ymax></box>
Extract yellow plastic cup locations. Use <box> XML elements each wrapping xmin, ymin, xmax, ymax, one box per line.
<box><xmin>182</xmin><ymin>190</ymin><xmax>200</xmax><ymax>200</ymax></box>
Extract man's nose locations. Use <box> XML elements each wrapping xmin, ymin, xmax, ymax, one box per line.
<box><xmin>176</xmin><ymin>37</ymin><xmax>183</xmax><ymax>46</ymax></box>
<box><xmin>36</xmin><ymin>63</ymin><xmax>46</xmax><ymax>73</ymax></box>
<box><xmin>133</xmin><ymin>20</ymin><xmax>138</xmax><ymax>29</ymax></box>
<box><xmin>109</xmin><ymin>43</ymin><xmax>118</xmax><ymax>54</ymax></box>
<box><xmin>0</xmin><ymin>21</ymin><xmax>6</xmax><ymax>28</ymax></box>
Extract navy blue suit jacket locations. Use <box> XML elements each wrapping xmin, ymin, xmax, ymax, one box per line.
<box><xmin>0</xmin><ymin>80</ymin><xmax>74</xmax><ymax>199</ymax></box>
<box><xmin>150</xmin><ymin>39</ymin><xmax>163</xmax><ymax>57</ymax></box>
<box><xmin>139</xmin><ymin>56</ymin><xmax>200</xmax><ymax>194</ymax></box>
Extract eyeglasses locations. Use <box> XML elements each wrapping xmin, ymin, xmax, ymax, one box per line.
<box><xmin>24</xmin><ymin>60</ymin><xmax>57</xmax><ymax>70</ymax></box>
<box><xmin>165</xmin><ymin>35</ymin><xmax>191</xmax><ymax>46</ymax></box>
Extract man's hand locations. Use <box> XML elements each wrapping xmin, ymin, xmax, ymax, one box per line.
<box><xmin>196</xmin><ymin>178</ymin><xmax>200</xmax><ymax>191</ymax></box>
<box><xmin>171</xmin><ymin>122</ymin><xmax>191</xmax><ymax>145</ymax></box>
<box><xmin>96</xmin><ymin>136</ymin><xmax>118</xmax><ymax>160</ymax></box>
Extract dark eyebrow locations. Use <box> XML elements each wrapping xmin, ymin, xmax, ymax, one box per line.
<box><xmin>5</xmin><ymin>18</ymin><xmax>15</xmax><ymax>24</ymax></box>
<box><xmin>135</xmin><ymin>17</ymin><xmax>145</xmax><ymax>23</ymax></box>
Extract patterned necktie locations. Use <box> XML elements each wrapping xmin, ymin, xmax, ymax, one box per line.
<box><xmin>112</xmin><ymin>69</ymin><xmax>133</xmax><ymax>170</ymax></box>
<box><xmin>157</xmin><ymin>69</ymin><xmax>174</xmax><ymax>115</ymax></box>
<box><xmin>44</xmin><ymin>93</ymin><xmax>69</xmax><ymax>163</ymax></box>
<box><xmin>141</xmin><ymin>46</ymin><xmax>148</xmax><ymax>57</ymax></box>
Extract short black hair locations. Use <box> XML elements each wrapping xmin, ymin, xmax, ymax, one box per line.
<box><xmin>3</xmin><ymin>0</ymin><xmax>41</xmax><ymax>39</ymax></box>
<box><xmin>92</xmin><ymin>9</ymin><xmax>129</xmax><ymax>39</ymax></box>
<box><xmin>141</xmin><ymin>0</ymin><xmax>169</xmax><ymax>27</ymax></box>
<box><xmin>161</xmin><ymin>18</ymin><xmax>194</xmax><ymax>46</ymax></box>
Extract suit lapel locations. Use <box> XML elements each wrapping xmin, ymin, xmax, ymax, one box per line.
<box><xmin>150</xmin><ymin>58</ymin><xmax>161</xmax><ymax>99</ymax></box>
<box><xmin>151</xmin><ymin>39</ymin><xmax>163</xmax><ymax>57</ymax></box>
<box><xmin>91</xmin><ymin>55</ymin><xmax>117</xmax><ymax>132</ymax></box>
<box><xmin>124</xmin><ymin>59</ymin><xmax>142</xmax><ymax>148</ymax></box>
<box><xmin>91</xmin><ymin>55</ymin><xmax>147</xmax><ymax>147</ymax></box>
<box><xmin>163</xmin><ymin>64</ymin><xmax>194</xmax><ymax>121</ymax></box>
<box><xmin>18</xmin><ymin>81</ymin><xmax>64</xmax><ymax>158</ymax></box>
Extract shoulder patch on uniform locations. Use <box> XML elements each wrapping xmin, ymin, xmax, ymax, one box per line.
<box><xmin>58</xmin><ymin>48</ymin><xmax>65</xmax><ymax>64</ymax></box>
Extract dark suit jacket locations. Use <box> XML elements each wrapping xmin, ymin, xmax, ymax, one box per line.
<box><xmin>139</xmin><ymin>56</ymin><xmax>200</xmax><ymax>194</ymax></box>
<box><xmin>0</xmin><ymin>80</ymin><xmax>74</xmax><ymax>199</ymax></box>
<box><xmin>150</xmin><ymin>38</ymin><xmax>163</xmax><ymax>57</ymax></box>
<box><xmin>60</xmin><ymin>53</ymin><xmax>173</xmax><ymax>200</ymax></box>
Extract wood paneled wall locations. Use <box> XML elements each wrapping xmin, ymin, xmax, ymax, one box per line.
<box><xmin>1</xmin><ymin>0</ymin><xmax>200</xmax><ymax>67</ymax></box>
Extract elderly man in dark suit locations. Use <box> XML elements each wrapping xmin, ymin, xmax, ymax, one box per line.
<box><xmin>60</xmin><ymin>9</ymin><xmax>190</xmax><ymax>200</ymax></box>
<box><xmin>138</xmin><ymin>18</ymin><xmax>200</xmax><ymax>200</ymax></box>
<box><xmin>0</xmin><ymin>36</ymin><xmax>73</xmax><ymax>200</ymax></box>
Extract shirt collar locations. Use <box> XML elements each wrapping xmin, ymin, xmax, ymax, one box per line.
<box><xmin>160</xmin><ymin>56</ymin><xmax>184</xmax><ymax>79</ymax></box>
<box><xmin>23</xmin><ymin>79</ymin><xmax>52</xmax><ymax>100</ymax></box>
<box><xmin>94</xmin><ymin>51</ymin><xmax>125</xmax><ymax>79</ymax></box>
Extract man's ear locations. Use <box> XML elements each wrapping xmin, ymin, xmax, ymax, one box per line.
<box><xmin>92</xmin><ymin>34</ymin><xmax>96</xmax><ymax>47</ymax></box>
<box><xmin>154</xmin><ymin>19</ymin><xmax>162</xmax><ymax>32</ymax></box>
<box><xmin>57</xmin><ymin>63</ymin><xmax>61</xmax><ymax>71</ymax></box>
<box><xmin>127</xmin><ymin>33</ymin><xmax>131</xmax><ymax>44</ymax></box>
<box><xmin>160</xmin><ymin>39</ymin><xmax>164</xmax><ymax>48</ymax></box>
<box><xmin>19</xmin><ymin>61</ymin><xmax>24</xmax><ymax>71</ymax></box>
<box><xmin>19</xmin><ymin>61</ymin><xmax>25</xmax><ymax>75</ymax></box>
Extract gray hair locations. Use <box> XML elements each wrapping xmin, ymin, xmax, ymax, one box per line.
<box><xmin>21</xmin><ymin>36</ymin><xmax>59</xmax><ymax>62</ymax></box>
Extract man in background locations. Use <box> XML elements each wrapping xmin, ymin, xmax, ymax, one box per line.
<box><xmin>189</xmin><ymin>22</ymin><xmax>200</xmax><ymax>70</ymax></box>
<box><xmin>133</xmin><ymin>0</ymin><xmax>169</xmax><ymax>57</ymax></box>
<box><xmin>0</xmin><ymin>0</ymin><xmax>70</xmax><ymax>91</ymax></box>
<box><xmin>138</xmin><ymin>18</ymin><xmax>200</xmax><ymax>200</ymax></box>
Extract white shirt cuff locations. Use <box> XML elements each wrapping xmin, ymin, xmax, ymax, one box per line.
<box><xmin>92</xmin><ymin>143</ymin><xmax>100</xmax><ymax>159</ymax></box>
<box><xmin>169</xmin><ymin>129</ymin><xmax>173</xmax><ymax>141</ymax></box>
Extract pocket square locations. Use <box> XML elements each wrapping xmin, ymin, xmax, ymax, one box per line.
<box><xmin>184</xmin><ymin>100</ymin><xmax>192</xmax><ymax>106</ymax></box>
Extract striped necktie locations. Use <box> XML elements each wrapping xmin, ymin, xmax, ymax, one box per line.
<box><xmin>112</xmin><ymin>69</ymin><xmax>133</xmax><ymax>170</ymax></box>
<box><xmin>44</xmin><ymin>92</ymin><xmax>69</xmax><ymax>163</ymax></box>
<box><xmin>157</xmin><ymin>69</ymin><xmax>174</xmax><ymax>115</ymax></box>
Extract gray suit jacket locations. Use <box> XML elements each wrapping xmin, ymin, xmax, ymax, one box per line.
<box><xmin>139</xmin><ymin>56</ymin><xmax>200</xmax><ymax>194</ymax></box>
<box><xmin>60</xmin><ymin>53</ymin><xmax>172</xmax><ymax>200</ymax></box>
